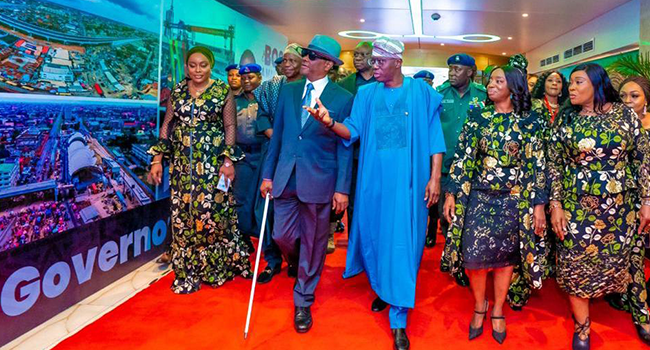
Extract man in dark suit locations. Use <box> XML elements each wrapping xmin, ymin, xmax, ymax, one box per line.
<box><xmin>260</xmin><ymin>34</ymin><xmax>353</xmax><ymax>333</ymax></box>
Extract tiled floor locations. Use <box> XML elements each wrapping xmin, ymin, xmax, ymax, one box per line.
<box><xmin>2</xmin><ymin>258</ymin><xmax>170</xmax><ymax>350</ymax></box>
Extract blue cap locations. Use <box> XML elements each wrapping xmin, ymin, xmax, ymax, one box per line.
<box><xmin>274</xmin><ymin>56</ymin><xmax>284</xmax><ymax>65</ymax></box>
<box><xmin>413</xmin><ymin>70</ymin><xmax>434</xmax><ymax>80</ymax></box>
<box><xmin>239</xmin><ymin>63</ymin><xmax>261</xmax><ymax>75</ymax></box>
<box><xmin>447</xmin><ymin>53</ymin><xmax>475</xmax><ymax>67</ymax></box>
<box><xmin>225</xmin><ymin>64</ymin><xmax>238</xmax><ymax>72</ymax></box>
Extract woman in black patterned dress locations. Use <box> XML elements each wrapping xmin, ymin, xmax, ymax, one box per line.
<box><xmin>148</xmin><ymin>46</ymin><xmax>251</xmax><ymax>294</ymax></box>
<box><xmin>443</xmin><ymin>66</ymin><xmax>547</xmax><ymax>344</ymax></box>
<box><xmin>603</xmin><ymin>75</ymin><xmax>650</xmax><ymax>344</ymax></box>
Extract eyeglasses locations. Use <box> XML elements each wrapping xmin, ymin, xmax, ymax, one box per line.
<box><xmin>370</xmin><ymin>58</ymin><xmax>391</xmax><ymax>66</ymax></box>
<box><xmin>301</xmin><ymin>49</ymin><xmax>328</xmax><ymax>62</ymax></box>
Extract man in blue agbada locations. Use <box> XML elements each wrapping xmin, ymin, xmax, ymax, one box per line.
<box><xmin>305</xmin><ymin>36</ymin><xmax>445</xmax><ymax>350</ymax></box>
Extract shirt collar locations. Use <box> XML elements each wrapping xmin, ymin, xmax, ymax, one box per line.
<box><xmin>306</xmin><ymin>76</ymin><xmax>329</xmax><ymax>91</ymax></box>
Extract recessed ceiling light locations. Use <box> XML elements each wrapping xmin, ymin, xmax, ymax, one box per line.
<box><xmin>522</xmin><ymin>13</ymin><xmax>529</xmax><ymax>17</ymax></box>
<box><xmin>360</xmin><ymin>18</ymin><xmax>365</xmax><ymax>23</ymax></box>
<box><xmin>502</xmin><ymin>52</ymin><xmax>507</xmax><ymax>55</ymax></box>
<box><xmin>507</xmin><ymin>36</ymin><xmax>513</xmax><ymax>40</ymax></box>
<box><xmin>440</xmin><ymin>43</ymin><xmax>445</xmax><ymax>46</ymax></box>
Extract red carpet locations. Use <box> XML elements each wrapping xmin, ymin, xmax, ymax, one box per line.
<box><xmin>55</xmin><ymin>236</ymin><xmax>648</xmax><ymax>350</ymax></box>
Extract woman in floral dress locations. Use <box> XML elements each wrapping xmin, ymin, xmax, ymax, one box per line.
<box><xmin>148</xmin><ymin>46</ymin><xmax>251</xmax><ymax>294</ymax></box>
<box><xmin>602</xmin><ymin>75</ymin><xmax>650</xmax><ymax>345</ymax></box>
<box><xmin>548</xmin><ymin>64</ymin><xmax>650</xmax><ymax>349</ymax></box>
<box><xmin>443</xmin><ymin>65</ymin><xmax>547</xmax><ymax>344</ymax></box>
<box><xmin>506</xmin><ymin>70</ymin><xmax>570</xmax><ymax>310</ymax></box>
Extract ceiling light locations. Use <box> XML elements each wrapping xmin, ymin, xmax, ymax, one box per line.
<box><xmin>338</xmin><ymin>30</ymin><xmax>500</xmax><ymax>43</ymax></box>
<box><xmin>507</xmin><ymin>37</ymin><xmax>513</xmax><ymax>40</ymax></box>
<box><xmin>338</xmin><ymin>1</ymin><xmax>500</xmax><ymax>44</ymax></box>
<box><xmin>408</xmin><ymin>0</ymin><xmax>423</xmax><ymax>36</ymax></box>
<box><xmin>360</xmin><ymin>18</ymin><xmax>365</xmax><ymax>23</ymax></box>
<box><xmin>522</xmin><ymin>13</ymin><xmax>529</xmax><ymax>17</ymax></box>
<box><xmin>502</xmin><ymin>52</ymin><xmax>507</xmax><ymax>55</ymax></box>
<box><xmin>440</xmin><ymin>43</ymin><xmax>445</xmax><ymax>46</ymax></box>
<box><xmin>438</xmin><ymin>34</ymin><xmax>500</xmax><ymax>43</ymax></box>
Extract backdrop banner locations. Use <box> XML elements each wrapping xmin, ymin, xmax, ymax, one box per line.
<box><xmin>0</xmin><ymin>198</ymin><xmax>170</xmax><ymax>346</ymax></box>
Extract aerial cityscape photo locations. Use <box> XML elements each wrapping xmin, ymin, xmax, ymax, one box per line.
<box><xmin>0</xmin><ymin>98</ymin><xmax>158</xmax><ymax>252</ymax></box>
<box><xmin>0</xmin><ymin>0</ymin><xmax>288</xmax><ymax>255</ymax></box>
<box><xmin>0</xmin><ymin>0</ymin><xmax>160</xmax><ymax>99</ymax></box>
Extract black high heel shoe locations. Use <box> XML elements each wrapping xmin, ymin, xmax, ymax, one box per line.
<box><xmin>491</xmin><ymin>314</ymin><xmax>507</xmax><ymax>344</ymax></box>
<box><xmin>469</xmin><ymin>300</ymin><xmax>488</xmax><ymax>340</ymax></box>
<box><xmin>572</xmin><ymin>316</ymin><xmax>591</xmax><ymax>350</ymax></box>
<box><xmin>635</xmin><ymin>323</ymin><xmax>650</xmax><ymax>346</ymax></box>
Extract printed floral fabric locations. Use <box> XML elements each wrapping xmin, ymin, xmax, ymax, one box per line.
<box><xmin>444</xmin><ymin>105</ymin><xmax>548</xmax><ymax>295</ymax></box>
<box><xmin>507</xmin><ymin>99</ymin><xmax>557</xmax><ymax>308</ymax></box>
<box><xmin>618</xmin><ymin>127</ymin><xmax>650</xmax><ymax>325</ymax></box>
<box><xmin>148</xmin><ymin>79</ymin><xmax>251</xmax><ymax>294</ymax></box>
<box><xmin>547</xmin><ymin>103</ymin><xmax>650</xmax><ymax>298</ymax></box>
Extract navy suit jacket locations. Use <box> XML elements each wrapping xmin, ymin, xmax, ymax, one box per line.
<box><xmin>262</xmin><ymin>79</ymin><xmax>354</xmax><ymax>204</ymax></box>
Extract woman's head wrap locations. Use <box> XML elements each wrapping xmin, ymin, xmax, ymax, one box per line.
<box><xmin>186</xmin><ymin>46</ymin><xmax>215</xmax><ymax>68</ymax></box>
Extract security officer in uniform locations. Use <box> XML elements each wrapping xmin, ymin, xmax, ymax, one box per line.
<box><xmin>437</xmin><ymin>53</ymin><xmax>487</xmax><ymax>287</ymax></box>
<box><xmin>232</xmin><ymin>63</ymin><xmax>266</xmax><ymax>250</ymax></box>
<box><xmin>413</xmin><ymin>70</ymin><xmax>434</xmax><ymax>87</ymax></box>
<box><xmin>226</xmin><ymin>63</ymin><xmax>242</xmax><ymax>95</ymax></box>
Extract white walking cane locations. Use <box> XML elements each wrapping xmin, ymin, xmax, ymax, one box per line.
<box><xmin>244</xmin><ymin>192</ymin><xmax>271</xmax><ymax>339</ymax></box>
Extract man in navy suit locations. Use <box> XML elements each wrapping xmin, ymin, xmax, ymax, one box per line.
<box><xmin>260</xmin><ymin>34</ymin><xmax>353</xmax><ymax>333</ymax></box>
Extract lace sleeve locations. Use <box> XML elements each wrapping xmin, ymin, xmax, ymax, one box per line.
<box><xmin>147</xmin><ymin>98</ymin><xmax>174</xmax><ymax>158</ymax></box>
<box><xmin>219</xmin><ymin>90</ymin><xmax>244</xmax><ymax>161</ymax></box>
<box><xmin>159</xmin><ymin>98</ymin><xmax>175</xmax><ymax>140</ymax></box>
<box><xmin>223</xmin><ymin>91</ymin><xmax>236</xmax><ymax>146</ymax></box>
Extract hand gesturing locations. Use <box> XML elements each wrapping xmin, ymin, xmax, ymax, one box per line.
<box><xmin>304</xmin><ymin>98</ymin><xmax>332</xmax><ymax>126</ymax></box>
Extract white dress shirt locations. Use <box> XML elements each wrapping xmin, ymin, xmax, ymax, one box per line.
<box><xmin>301</xmin><ymin>76</ymin><xmax>329</xmax><ymax>108</ymax></box>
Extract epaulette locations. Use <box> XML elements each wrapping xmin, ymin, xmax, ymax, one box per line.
<box><xmin>471</xmin><ymin>82</ymin><xmax>486</xmax><ymax>92</ymax></box>
<box><xmin>436</xmin><ymin>81</ymin><xmax>451</xmax><ymax>92</ymax></box>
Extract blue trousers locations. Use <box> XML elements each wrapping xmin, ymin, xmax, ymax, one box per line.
<box><xmin>390</xmin><ymin>306</ymin><xmax>409</xmax><ymax>329</ymax></box>
<box><xmin>273</xmin><ymin>172</ymin><xmax>331</xmax><ymax>307</ymax></box>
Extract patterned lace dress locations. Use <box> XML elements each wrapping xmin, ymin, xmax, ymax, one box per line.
<box><xmin>148</xmin><ymin>79</ymin><xmax>251</xmax><ymax>294</ymax></box>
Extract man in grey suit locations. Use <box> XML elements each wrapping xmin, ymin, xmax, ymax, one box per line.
<box><xmin>260</xmin><ymin>34</ymin><xmax>353</xmax><ymax>333</ymax></box>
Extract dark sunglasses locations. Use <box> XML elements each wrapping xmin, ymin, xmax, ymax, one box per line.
<box><xmin>301</xmin><ymin>49</ymin><xmax>328</xmax><ymax>62</ymax></box>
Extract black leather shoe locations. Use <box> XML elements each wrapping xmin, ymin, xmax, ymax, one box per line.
<box><xmin>604</xmin><ymin>293</ymin><xmax>626</xmax><ymax>311</ymax></box>
<box><xmin>572</xmin><ymin>316</ymin><xmax>590</xmax><ymax>350</ymax></box>
<box><xmin>392</xmin><ymin>328</ymin><xmax>410</xmax><ymax>350</ymax></box>
<box><xmin>635</xmin><ymin>324</ymin><xmax>650</xmax><ymax>346</ymax></box>
<box><xmin>294</xmin><ymin>306</ymin><xmax>312</xmax><ymax>333</ymax></box>
<box><xmin>288</xmin><ymin>263</ymin><xmax>298</xmax><ymax>278</ymax></box>
<box><xmin>455</xmin><ymin>270</ymin><xmax>470</xmax><ymax>287</ymax></box>
<box><xmin>257</xmin><ymin>265</ymin><xmax>281</xmax><ymax>284</ymax></box>
<box><xmin>371</xmin><ymin>297</ymin><xmax>388</xmax><ymax>312</ymax></box>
